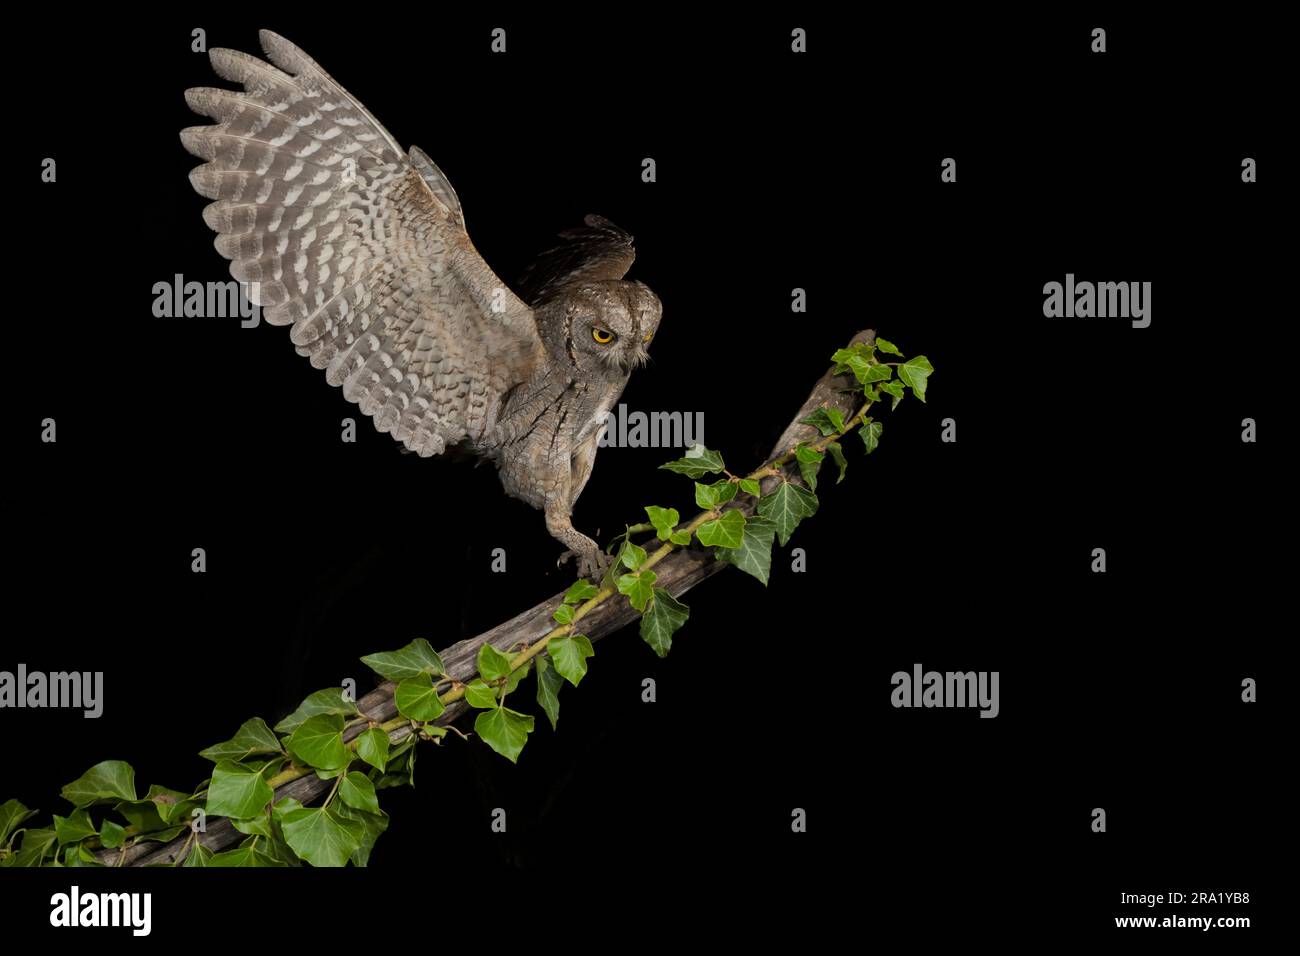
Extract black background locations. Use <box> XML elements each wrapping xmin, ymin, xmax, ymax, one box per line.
<box><xmin>4</xmin><ymin>10</ymin><xmax>1283</xmax><ymax>943</ymax></box>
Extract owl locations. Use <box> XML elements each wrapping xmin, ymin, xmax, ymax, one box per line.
<box><xmin>180</xmin><ymin>30</ymin><xmax>661</xmax><ymax>578</ymax></box>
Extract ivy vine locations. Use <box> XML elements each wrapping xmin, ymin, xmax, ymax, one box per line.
<box><xmin>0</xmin><ymin>336</ymin><xmax>931</xmax><ymax>867</ymax></box>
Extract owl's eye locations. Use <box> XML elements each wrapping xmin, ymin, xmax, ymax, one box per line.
<box><xmin>591</xmin><ymin>327</ymin><xmax>615</xmax><ymax>344</ymax></box>
<box><xmin>643</xmin><ymin>332</ymin><xmax>654</xmax><ymax>344</ymax></box>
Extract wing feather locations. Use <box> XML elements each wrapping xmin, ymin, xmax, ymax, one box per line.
<box><xmin>516</xmin><ymin>214</ymin><xmax>636</xmax><ymax>306</ymax></box>
<box><xmin>181</xmin><ymin>30</ymin><xmax>541</xmax><ymax>456</ymax></box>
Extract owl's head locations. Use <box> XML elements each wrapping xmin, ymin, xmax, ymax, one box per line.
<box><xmin>556</xmin><ymin>280</ymin><xmax>662</xmax><ymax>377</ymax></box>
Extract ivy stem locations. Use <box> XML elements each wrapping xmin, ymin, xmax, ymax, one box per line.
<box><xmin>321</xmin><ymin>773</ymin><xmax>344</xmax><ymax>809</ymax></box>
<box><xmin>171</xmin><ymin>829</ymin><xmax>196</xmax><ymax>867</ymax></box>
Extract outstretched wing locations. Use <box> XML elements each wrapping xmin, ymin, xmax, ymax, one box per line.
<box><xmin>516</xmin><ymin>214</ymin><xmax>636</xmax><ymax>306</ymax></box>
<box><xmin>181</xmin><ymin>30</ymin><xmax>542</xmax><ymax>456</ymax></box>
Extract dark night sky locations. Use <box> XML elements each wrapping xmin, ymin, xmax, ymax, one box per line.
<box><xmin>5</xmin><ymin>11</ymin><xmax>1284</xmax><ymax>940</ymax></box>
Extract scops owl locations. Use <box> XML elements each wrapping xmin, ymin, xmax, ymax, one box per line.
<box><xmin>180</xmin><ymin>31</ymin><xmax>661</xmax><ymax>578</ymax></box>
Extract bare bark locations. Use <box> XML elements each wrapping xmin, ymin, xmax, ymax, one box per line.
<box><xmin>105</xmin><ymin>329</ymin><xmax>874</xmax><ymax>866</ymax></box>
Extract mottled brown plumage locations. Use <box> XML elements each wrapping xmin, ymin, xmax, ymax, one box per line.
<box><xmin>181</xmin><ymin>30</ymin><xmax>661</xmax><ymax>577</ymax></box>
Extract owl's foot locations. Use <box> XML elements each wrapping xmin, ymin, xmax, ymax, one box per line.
<box><xmin>557</xmin><ymin>545</ymin><xmax>610</xmax><ymax>582</ymax></box>
<box><xmin>546</xmin><ymin>508</ymin><xmax>610</xmax><ymax>582</ymax></box>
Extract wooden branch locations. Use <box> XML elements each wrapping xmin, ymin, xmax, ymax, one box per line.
<box><xmin>105</xmin><ymin>328</ymin><xmax>874</xmax><ymax>866</ymax></box>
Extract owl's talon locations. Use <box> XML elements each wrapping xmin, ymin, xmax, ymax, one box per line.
<box><xmin>558</xmin><ymin>547</ymin><xmax>609</xmax><ymax>582</ymax></box>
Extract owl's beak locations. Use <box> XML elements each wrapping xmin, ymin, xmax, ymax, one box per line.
<box><xmin>616</xmin><ymin>348</ymin><xmax>649</xmax><ymax>374</ymax></box>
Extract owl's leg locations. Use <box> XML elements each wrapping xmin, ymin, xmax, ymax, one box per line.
<box><xmin>547</xmin><ymin>505</ymin><xmax>609</xmax><ymax>581</ymax></box>
<box><xmin>548</xmin><ymin>431</ymin><xmax>609</xmax><ymax>579</ymax></box>
<box><xmin>568</xmin><ymin>430</ymin><xmax>601</xmax><ymax>509</ymax></box>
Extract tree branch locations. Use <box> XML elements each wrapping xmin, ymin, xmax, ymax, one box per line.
<box><xmin>103</xmin><ymin>328</ymin><xmax>875</xmax><ymax>866</ymax></box>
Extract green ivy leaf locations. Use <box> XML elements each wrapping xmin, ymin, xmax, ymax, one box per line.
<box><xmin>860</xmin><ymin>419</ymin><xmax>883</xmax><ymax>454</ymax></box>
<box><xmin>548</xmin><ymin>635</ymin><xmax>595</xmax><ymax>687</ymax></box>
<box><xmin>333</xmin><ymin>801</ymin><xmax>389</xmax><ymax>867</ymax></box>
<box><xmin>0</xmin><ymin>800</ymin><xmax>37</xmax><ymax>846</ymax></box>
<box><xmin>795</xmin><ymin>443</ymin><xmax>825</xmax><ymax>491</ymax></box>
<box><xmin>836</xmin><ymin>353</ymin><xmax>871</xmax><ymax>382</ymax></box>
<box><xmin>281</xmin><ymin>805</ymin><xmax>364</xmax><ymax>868</ymax></box>
<box><xmin>394</xmin><ymin>673</ymin><xmax>446</xmax><ymax>722</ymax></box>
<box><xmin>273</xmin><ymin>688</ymin><xmax>360</xmax><ymax>735</ymax></box>
<box><xmin>875</xmin><ymin>337</ymin><xmax>903</xmax><ymax>356</ymax></box>
<box><xmin>208</xmin><ymin>844</ymin><xmax>285</xmax><ymax>867</ymax></box>
<box><xmin>64</xmin><ymin>843</ymin><xmax>104</xmax><ymax>867</ymax></box>
<box><xmin>757</xmin><ymin>481</ymin><xmax>819</xmax><ymax>547</ymax></box>
<box><xmin>645</xmin><ymin>505</ymin><xmax>681</xmax><ymax>541</ymax></box>
<box><xmin>53</xmin><ymin>809</ymin><xmax>97</xmax><ymax>845</ymax></box>
<box><xmin>563</xmin><ymin>580</ymin><xmax>600</xmax><ymax>604</ymax></box>
<box><xmin>619</xmin><ymin>539</ymin><xmax>648</xmax><ymax>571</ymax></box>
<box><xmin>716</xmin><ymin>514</ymin><xmax>779</xmax><ymax>586</ymax></box>
<box><xmin>826</xmin><ymin>442</ymin><xmax>848</xmax><ymax>483</ymax></box>
<box><xmin>696</xmin><ymin>509</ymin><xmax>747</xmax><ymax>548</ymax></box>
<box><xmin>339</xmin><ymin>772</ymin><xmax>381</xmax><ymax>816</ymax></box>
<box><xmin>98</xmin><ymin>819</ymin><xmax>127</xmax><ymax>849</ymax></box>
<box><xmin>503</xmin><ymin>660</ymin><xmax>532</xmax><ymax>696</ymax></box>
<box><xmin>113</xmin><ymin>797</ymin><xmax>166</xmax><ymax>834</ymax></box>
<box><xmin>258</xmin><ymin>826</ymin><xmax>306</xmax><ymax>867</ymax></box>
<box><xmin>230</xmin><ymin>812</ymin><xmax>274</xmax><ymax>838</ymax></box>
<box><xmin>142</xmin><ymin>784</ymin><xmax>201</xmax><ymax>825</ymax></box>
<box><xmin>477</xmin><ymin>644</ymin><xmax>513</xmax><ymax>682</ymax></box>
<box><xmin>694</xmin><ymin>479</ymin><xmax>738</xmax><ymax>510</ymax></box>
<box><xmin>535</xmin><ymin>656</ymin><xmax>564</xmax><ymax>730</ymax></box>
<box><xmin>464</xmin><ymin>679</ymin><xmax>499</xmax><ymax>709</ymax></box>
<box><xmin>272</xmin><ymin>797</ymin><xmax>305</xmax><ymax>825</ymax></box>
<box><xmin>7</xmin><ymin>827</ymin><xmax>56</xmax><ymax>867</ymax></box>
<box><xmin>474</xmin><ymin>707</ymin><xmax>535</xmax><ymax>763</ymax></box>
<box><xmin>552</xmin><ymin>603</ymin><xmax>575</xmax><ymax>625</ymax></box>
<box><xmin>617</xmin><ymin>570</ymin><xmax>657</xmax><ymax>611</ymax></box>
<box><xmin>360</xmin><ymin>638</ymin><xmax>445</xmax><ymax>681</ymax></box>
<box><xmin>669</xmin><ymin>530</ymin><xmax>692</xmax><ymax>546</ymax></box>
<box><xmin>183</xmin><ymin>843</ymin><xmax>213</xmax><ymax>867</ymax></box>
<box><xmin>879</xmin><ymin>379</ymin><xmax>905</xmax><ymax>409</ymax></box>
<box><xmin>285</xmin><ymin>714</ymin><xmax>349</xmax><ymax>771</ymax></box>
<box><xmin>206</xmin><ymin>760</ymin><xmax>274</xmax><ymax>820</ymax></box>
<box><xmin>659</xmin><ymin>445</ymin><xmax>725</xmax><ymax>478</ymax></box>
<box><xmin>862</xmin><ymin>362</ymin><xmax>892</xmax><ymax>384</ymax></box>
<box><xmin>863</xmin><ymin>386</ymin><xmax>880</xmax><ymax>402</ymax></box>
<box><xmin>739</xmin><ymin>477</ymin><xmax>762</xmax><ymax>496</ymax></box>
<box><xmin>897</xmin><ymin>356</ymin><xmax>934</xmax><ymax>401</ymax></box>
<box><xmin>831</xmin><ymin>347</ymin><xmax>855</xmax><ymax>372</ymax></box>
<box><xmin>60</xmin><ymin>760</ymin><xmax>137</xmax><ymax>809</ymax></box>
<box><xmin>831</xmin><ymin>341</ymin><xmax>875</xmax><ymax>371</ymax></box>
<box><xmin>199</xmin><ymin>717</ymin><xmax>283</xmax><ymax>763</ymax></box>
<box><xmin>799</xmin><ymin>407</ymin><xmax>845</xmax><ymax>437</ymax></box>
<box><xmin>640</xmin><ymin>588</ymin><xmax>690</xmax><ymax>658</ymax></box>
<box><xmin>355</xmin><ymin>728</ymin><xmax>390</xmax><ymax>773</ymax></box>
<box><xmin>692</xmin><ymin>481</ymin><xmax>717</xmax><ymax>509</ymax></box>
<box><xmin>832</xmin><ymin>347</ymin><xmax>891</xmax><ymax>386</ymax></box>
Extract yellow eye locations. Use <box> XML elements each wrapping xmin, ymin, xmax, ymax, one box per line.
<box><xmin>592</xmin><ymin>327</ymin><xmax>614</xmax><ymax>344</ymax></box>
<box><xmin>643</xmin><ymin>332</ymin><xmax>654</xmax><ymax>344</ymax></box>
